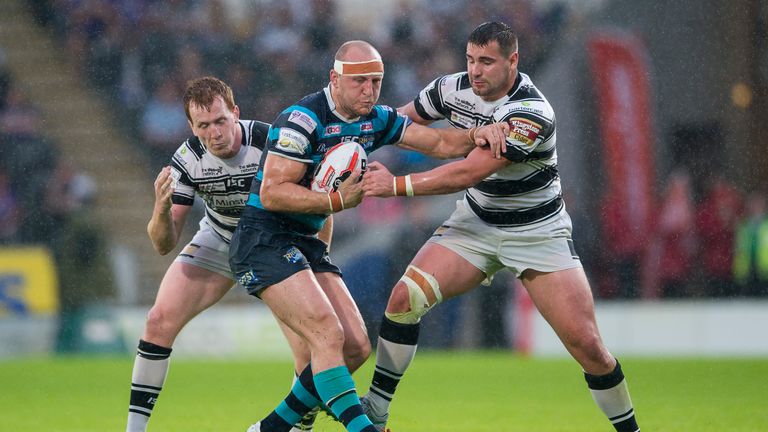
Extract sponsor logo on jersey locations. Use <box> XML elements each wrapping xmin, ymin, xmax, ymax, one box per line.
<box><xmin>358</xmin><ymin>135</ymin><xmax>373</xmax><ymax>147</ymax></box>
<box><xmin>202</xmin><ymin>167</ymin><xmax>224</xmax><ymax>176</ymax></box>
<box><xmin>214</xmin><ymin>197</ymin><xmax>246</xmax><ymax>207</ymax></box>
<box><xmin>277</xmin><ymin>128</ymin><xmax>310</xmax><ymax>154</ymax></box>
<box><xmin>283</xmin><ymin>246</ymin><xmax>304</xmax><ymax>263</ymax></box>
<box><xmin>453</xmin><ymin>97</ymin><xmax>476</xmax><ymax>111</ymax></box>
<box><xmin>199</xmin><ymin>182</ymin><xmax>226</xmax><ymax>192</ymax></box>
<box><xmin>507</xmin><ymin>117</ymin><xmax>541</xmax><ymax>146</ymax></box>
<box><xmin>450</xmin><ymin>111</ymin><xmax>475</xmax><ymax>128</ymax></box>
<box><xmin>288</xmin><ymin>110</ymin><xmax>317</xmax><ymax>134</ymax></box>
<box><xmin>325</xmin><ymin>124</ymin><xmax>342</xmax><ymax>135</ymax></box>
<box><xmin>515</xmin><ymin>101</ymin><xmax>544</xmax><ymax>115</ymax></box>
<box><xmin>360</xmin><ymin>122</ymin><xmax>373</xmax><ymax>132</ymax></box>
<box><xmin>240</xmin><ymin>162</ymin><xmax>259</xmax><ymax>172</ymax></box>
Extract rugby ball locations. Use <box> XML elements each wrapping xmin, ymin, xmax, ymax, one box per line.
<box><xmin>311</xmin><ymin>142</ymin><xmax>367</xmax><ymax>192</ymax></box>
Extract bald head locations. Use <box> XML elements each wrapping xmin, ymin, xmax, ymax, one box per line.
<box><xmin>329</xmin><ymin>40</ymin><xmax>384</xmax><ymax>119</ymax></box>
<box><xmin>332</xmin><ymin>40</ymin><xmax>384</xmax><ymax>77</ymax></box>
<box><xmin>334</xmin><ymin>40</ymin><xmax>382</xmax><ymax>62</ymax></box>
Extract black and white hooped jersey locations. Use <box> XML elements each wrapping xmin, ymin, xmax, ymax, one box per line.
<box><xmin>169</xmin><ymin>119</ymin><xmax>269</xmax><ymax>242</ymax></box>
<box><xmin>413</xmin><ymin>72</ymin><xmax>562</xmax><ymax>230</ymax></box>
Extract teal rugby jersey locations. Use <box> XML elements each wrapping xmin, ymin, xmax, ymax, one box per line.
<box><xmin>245</xmin><ymin>86</ymin><xmax>411</xmax><ymax>232</ymax></box>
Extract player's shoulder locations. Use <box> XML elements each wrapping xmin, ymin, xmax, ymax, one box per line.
<box><xmin>431</xmin><ymin>71</ymin><xmax>472</xmax><ymax>94</ymax></box>
<box><xmin>172</xmin><ymin>136</ymin><xmax>206</xmax><ymax>162</ymax></box>
<box><xmin>371</xmin><ymin>104</ymin><xmax>396</xmax><ymax>117</ymax></box>
<box><xmin>275</xmin><ymin>91</ymin><xmax>326</xmax><ymax>134</ymax></box>
<box><xmin>240</xmin><ymin>119</ymin><xmax>270</xmax><ymax>149</ymax></box>
<box><xmin>494</xmin><ymin>73</ymin><xmax>554</xmax><ymax>120</ymax></box>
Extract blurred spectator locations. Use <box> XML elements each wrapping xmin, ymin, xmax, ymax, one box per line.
<box><xmin>733</xmin><ymin>192</ymin><xmax>768</xmax><ymax>297</ymax></box>
<box><xmin>0</xmin><ymin>49</ymin><xmax>11</xmax><ymax>112</ymax></box>
<box><xmin>652</xmin><ymin>170</ymin><xmax>696</xmax><ymax>298</ymax></box>
<box><xmin>0</xmin><ymin>85</ymin><xmax>43</xmax><ymax>137</ymax></box>
<box><xmin>0</xmin><ymin>85</ymin><xmax>60</xmax><ymax>243</ymax></box>
<box><xmin>599</xmin><ymin>197</ymin><xmax>645</xmax><ymax>299</ymax></box>
<box><xmin>44</xmin><ymin>162</ymin><xmax>98</xmax><ymax>226</ymax></box>
<box><xmin>695</xmin><ymin>174</ymin><xmax>744</xmax><ymax>297</ymax></box>
<box><xmin>51</xmin><ymin>187</ymin><xmax>115</xmax><ymax>353</ymax></box>
<box><xmin>140</xmin><ymin>77</ymin><xmax>189</xmax><ymax>168</ymax></box>
<box><xmin>0</xmin><ymin>173</ymin><xmax>21</xmax><ymax>243</ymax></box>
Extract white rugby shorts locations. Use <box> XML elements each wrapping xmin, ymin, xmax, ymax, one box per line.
<box><xmin>174</xmin><ymin>218</ymin><xmax>235</xmax><ymax>280</ymax></box>
<box><xmin>428</xmin><ymin>199</ymin><xmax>582</xmax><ymax>281</ymax></box>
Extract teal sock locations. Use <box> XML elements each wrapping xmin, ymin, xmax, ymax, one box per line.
<box><xmin>313</xmin><ymin>366</ymin><xmax>377</xmax><ymax>432</ymax></box>
<box><xmin>262</xmin><ymin>365</ymin><xmax>321</xmax><ymax>431</ymax></box>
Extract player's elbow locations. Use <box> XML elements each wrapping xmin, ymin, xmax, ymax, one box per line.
<box><xmin>151</xmin><ymin>237</ymin><xmax>174</xmax><ymax>256</ymax></box>
<box><xmin>259</xmin><ymin>189</ymin><xmax>279</xmax><ymax>211</ymax></box>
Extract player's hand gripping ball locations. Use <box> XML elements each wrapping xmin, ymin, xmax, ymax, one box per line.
<box><xmin>311</xmin><ymin>142</ymin><xmax>367</xmax><ymax>192</ymax></box>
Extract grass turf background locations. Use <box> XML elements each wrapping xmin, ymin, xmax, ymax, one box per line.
<box><xmin>2</xmin><ymin>352</ymin><xmax>766</xmax><ymax>431</ymax></box>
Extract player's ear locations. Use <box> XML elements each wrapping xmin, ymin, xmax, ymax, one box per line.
<box><xmin>509</xmin><ymin>51</ymin><xmax>519</xmax><ymax>69</ymax></box>
<box><xmin>233</xmin><ymin>104</ymin><xmax>240</xmax><ymax>119</ymax></box>
<box><xmin>330</xmin><ymin>69</ymin><xmax>340</xmax><ymax>88</ymax></box>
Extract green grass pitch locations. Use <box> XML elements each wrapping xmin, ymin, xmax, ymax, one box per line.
<box><xmin>1</xmin><ymin>352</ymin><xmax>766</xmax><ymax>431</ymax></box>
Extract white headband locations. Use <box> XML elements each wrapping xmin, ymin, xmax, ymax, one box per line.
<box><xmin>333</xmin><ymin>59</ymin><xmax>384</xmax><ymax>77</ymax></box>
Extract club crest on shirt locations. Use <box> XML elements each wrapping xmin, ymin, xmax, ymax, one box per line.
<box><xmin>507</xmin><ymin>117</ymin><xmax>541</xmax><ymax>146</ymax></box>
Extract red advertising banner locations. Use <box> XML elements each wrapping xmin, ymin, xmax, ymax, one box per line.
<box><xmin>588</xmin><ymin>31</ymin><xmax>656</xmax><ymax>261</ymax></box>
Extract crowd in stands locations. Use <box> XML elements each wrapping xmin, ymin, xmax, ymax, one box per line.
<box><xmin>0</xmin><ymin>44</ymin><xmax>113</xmax><ymax>339</ymax></box>
<box><xmin>2</xmin><ymin>1</ymin><xmax>765</xmax><ymax>341</ymax></box>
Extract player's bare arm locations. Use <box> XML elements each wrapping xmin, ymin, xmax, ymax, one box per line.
<box><xmin>260</xmin><ymin>153</ymin><xmax>363</xmax><ymax>214</ymax></box>
<box><xmin>397</xmin><ymin>102</ymin><xmax>431</xmax><ymax>125</ymax></box>
<box><xmin>147</xmin><ymin>166</ymin><xmax>192</xmax><ymax>255</ymax></box>
<box><xmin>363</xmin><ymin>146</ymin><xmax>510</xmax><ymax>197</ymax></box>
<box><xmin>398</xmin><ymin>101</ymin><xmax>509</xmax><ymax>159</ymax></box>
<box><xmin>398</xmin><ymin>121</ymin><xmax>509</xmax><ymax>160</ymax></box>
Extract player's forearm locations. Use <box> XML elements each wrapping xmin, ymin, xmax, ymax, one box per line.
<box><xmin>399</xmin><ymin>163</ymin><xmax>478</xmax><ymax>196</ymax></box>
<box><xmin>432</xmin><ymin>128</ymin><xmax>475</xmax><ymax>159</ymax></box>
<box><xmin>147</xmin><ymin>209</ymin><xmax>178</xmax><ymax>255</ymax></box>
<box><xmin>260</xmin><ymin>183</ymin><xmax>336</xmax><ymax>215</ymax></box>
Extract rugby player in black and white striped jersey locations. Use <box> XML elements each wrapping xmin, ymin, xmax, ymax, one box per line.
<box><xmin>125</xmin><ymin>77</ymin><xmax>358</xmax><ymax>432</ymax></box>
<box><xmin>360</xmin><ymin>22</ymin><xmax>641</xmax><ymax>432</ymax></box>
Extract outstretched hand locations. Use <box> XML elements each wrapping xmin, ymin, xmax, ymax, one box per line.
<box><xmin>362</xmin><ymin>161</ymin><xmax>395</xmax><ymax>197</ymax></box>
<box><xmin>473</xmin><ymin>122</ymin><xmax>510</xmax><ymax>159</ymax></box>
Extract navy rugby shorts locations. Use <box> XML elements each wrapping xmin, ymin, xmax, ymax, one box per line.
<box><xmin>229</xmin><ymin>208</ymin><xmax>340</xmax><ymax>297</ymax></box>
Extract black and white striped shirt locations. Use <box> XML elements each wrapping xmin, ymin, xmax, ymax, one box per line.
<box><xmin>169</xmin><ymin>120</ymin><xmax>269</xmax><ymax>242</ymax></box>
<box><xmin>414</xmin><ymin>72</ymin><xmax>562</xmax><ymax>230</ymax></box>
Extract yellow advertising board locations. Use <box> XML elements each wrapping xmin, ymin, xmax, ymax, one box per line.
<box><xmin>0</xmin><ymin>247</ymin><xmax>59</xmax><ymax>316</ymax></box>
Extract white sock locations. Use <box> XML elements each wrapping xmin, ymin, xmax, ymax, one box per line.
<box><xmin>126</xmin><ymin>340</ymin><xmax>171</xmax><ymax>432</ymax></box>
